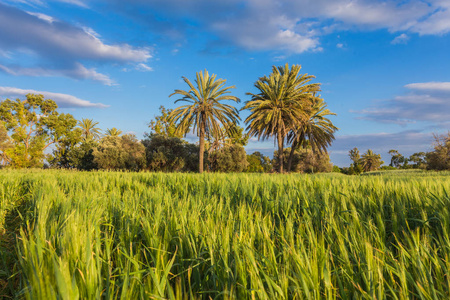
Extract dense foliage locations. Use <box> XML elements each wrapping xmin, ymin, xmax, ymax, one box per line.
<box><xmin>1</xmin><ymin>170</ymin><xmax>450</xmax><ymax>298</ymax></box>
<box><xmin>274</xmin><ymin>147</ymin><xmax>332</xmax><ymax>173</ymax></box>
<box><xmin>427</xmin><ymin>133</ymin><xmax>450</xmax><ymax>170</ymax></box>
<box><xmin>93</xmin><ymin>134</ymin><xmax>146</xmax><ymax>171</ymax></box>
<box><xmin>208</xmin><ymin>144</ymin><xmax>248</xmax><ymax>172</ymax></box>
<box><xmin>142</xmin><ymin>134</ymin><xmax>199</xmax><ymax>172</ymax></box>
<box><xmin>0</xmin><ymin>94</ymin><xmax>79</xmax><ymax>168</ymax></box>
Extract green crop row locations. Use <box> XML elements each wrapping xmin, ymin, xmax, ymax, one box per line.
<box><xmin>1</xmin><ymin>170</ymin><xmax>450</xmax><ymax>299</ymax></box>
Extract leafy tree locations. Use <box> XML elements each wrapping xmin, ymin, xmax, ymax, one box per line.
<box><xmin>168</xmin><ymin>70</ymin><xmax>240</xmax><ymax>173</ymax></box>
<box><xmin>149</xmin><ymin>106</ymin><xmax>183</xmax><ymax>138</ymax></box>
<box><xmin>426</xmin><ymin>133</ymin><xmax>450</xmax><ymax>170</ymax></box>
<box><xmin>0</xmin><ymin>122</ymin><xmax>12</xmax><ymax>166</ymax></box>
<box><xmin>243</xmin><ymin>64</ymin><xmax>317</xmax><ymax>173</ymax></box>
<box><xmin>246</xmin><ymin>151</ymin><xmax>272</xmax><ymax>173</ymax></box>
<box><xmin>246</xmin><ymin>154</ymin><xmax>264</xmax><ymax>173</ymax></box>
<box><xmin>206</xmin><ymin>124</ymin><xmax>249</xmax><ymax>153</ymax></box>
<box><xmin>79</xmin><ymin>118</ymin><xmax>101</xmax><ymax>141</ymax></box>
<box><xmin>121</xmin><ymin>134</ymin><xmax>147</xmax><ymax>170</ymax></box>
<box><xmin>224</xmin><ymin>123</ymin><xmax>249</xmax><ymax>146</ymax></box>
<box><xmin>332</xmin><ymin>165</ymin><xmax>341</xmax><ymax>173</ymax></box>
<box><xmin>71</xmin><ymin>140</ymin><xmax>98</xmax><ymax>171</ymax></box>
<box><xmin>409</xmin><ymin>152</ymin><xmax>426</xmax><ymax>169</ymax></box>
<box><xmin>360</xmin><ymin>149</ymin><xmax>384</xmax><ymax>172</ymax></box>
<box><xmin>48</xmin><ymin>126</ymin><xmax>82</xmax><ymax>169</ymax></box>
<box><xmin>349</xmin><ymin>147</ymin><xmax>360</xmax><ymax>164</ymax></box>
<box><xmin>93</xmin><ymin>134</ymin><xmax>146</xmax><ymax>171</ymax></box>
<box><xmin>0</xmin><ymin>94</ymin><xmax>79</xmax><ymax>168</ymax></box>
<box><xmin>142</xmin><ymin>134</ymin><xmax>199</xmax><ymax>172</ymax></box>
<box><xmin>348</xmin><ymin>147</ymin><xmax>363</xmax><ymax>175</ymax></box>
<box><xmin>388</xmin><ymin>149</ymin><xmax>406</xmax><ymax>168</ymax></box>
<box><xmin>287</xmin><ymin>96</ymin><xmax>337</xmax><ymax>172</ymax></box>
<box><xmin>274</xmin><ymin>147</ymin><xmax>332</xmax><ymax>173</ymax></box>
<box><xmin>208</xmin><ymin>144</ymin><xmax>248</xmax><ymax>172</ymax></box>
<box><xmin>105</xmin><ymin>127</ymin><xmax>122</xmax><ymax>137</ymax></box>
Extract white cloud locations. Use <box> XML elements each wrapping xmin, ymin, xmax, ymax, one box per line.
<box><xmin>136</xmin><ymin>63</ymin><xmax>153</xmax><ymax>72</ymax></box>
<box><xmin>113</xmin><ymin>0</ymin><xmax>450</xmax><ymax>54</ymax></box>
<box><xmin>26</xmin><ymin>11</ymin><xmax>55</xmax><ymax>23</ymax></box>
<box><xmin>0</xmin><ymin>3</ymin><xmax>151</xmax><ymax>84</ymax></box>
<box><xmin>56</xmin><ymin>0</ymin><xmax>88</xmax><ymax>8</ymax></box>
<box><xmin>6</xmin><ymin>0</ymin><xmax>88</xmax><ymax>8</ymax></box>
<box><xmin>122</xmin><ymin>63</ymin><xmax>154</xmax><ymax>73</ymax></box>
<box><xmin>405</xmin><ymin>82</ymin><xmax>450</xmax><ymax>92</ymax></box>
<box><xmin>0</xmin><ymin>63</ymin><xmax>115</xmax><ymax>86</ymax></box>
<box><xmin>0</xmin><ymin>86</ymin><xmax>109</xmax><ymax>108</ymax></box>
<box><xmin>391</xmin><ymin>33</ymin><xmax>409</xmax><ymax>44</ymax></box>
<box><xmin>355</xmin><ymin>81</ymin><xmax>450</xmax><ymax>125</ymax></box>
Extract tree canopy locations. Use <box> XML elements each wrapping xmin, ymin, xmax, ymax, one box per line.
<box><xmin>168</xmin><ymin>70</ymin><xmax>240</xmax><ymax>173</ymax></box>
<box><xmin>0</xmin><ymin>94</ymin><xmax>79</xmax><ymax>168</ymax></box>
<box><xmin>243</xmin><ymin>63</ymin><xmax>320</xmax><ymax>173</ymax></box>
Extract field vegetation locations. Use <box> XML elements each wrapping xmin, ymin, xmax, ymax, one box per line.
<box><xmin>1</xmin><ymin>170</ymin><xmax>450</xmax><ymax>299</ymax></box>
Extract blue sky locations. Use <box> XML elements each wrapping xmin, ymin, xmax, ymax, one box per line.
<box><xmin>0</xmin><ymin>0</ymin><xmax>449</xmax><ymax>167</ymax></box>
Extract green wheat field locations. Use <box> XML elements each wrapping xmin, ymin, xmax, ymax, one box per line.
<box><xmin>1</xmin><ymin>170</ymin><xmax>450</xmax><ymax>299</ymax></box>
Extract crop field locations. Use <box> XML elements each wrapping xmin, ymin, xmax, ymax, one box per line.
<box><xmin>1</xmin><ymin>170</ymin><xmax>450</xmax><ymax>299</ymax></box>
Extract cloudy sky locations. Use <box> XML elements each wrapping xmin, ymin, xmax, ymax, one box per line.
<box><xmin>0</xmin><ymin>0</ymin><xmax>449</xmax><ymax>166</ymax></box>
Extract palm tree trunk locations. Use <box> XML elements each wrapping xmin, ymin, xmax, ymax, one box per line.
<box><xmin>199</xmin><ymin>117</ymin><xmax>205</xmax><ymax>173</ymax></box>
<box><xmin>287</xmin><ymin>139</ymin><xmax>298</xmax><ymax>172</ymax></box>
<box><xmin>277</xmin><ymin>130</ymin><xmax>284</xmax><ymax>173</ymax></box>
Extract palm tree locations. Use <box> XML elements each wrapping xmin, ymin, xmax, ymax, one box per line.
<box><xmin>78</xmin><ymin>118</ymin><xmax>101</xmax><ymax>141</ymax></box>
<box><xmin>286</xmin><ymin>96</ymin><xmax>337</xmax><ymax>172</ymax></box>
<box><xmin>360</xmin><ymin>149</ymin><xmax>383</xmax><ymax>172</ymax></box>
<box><xmin>168</xmin><ymin>70</ymin><xmax>240</xmax><ymax>173</ymax></box>
<box><xmin>105</xmin><ymin>127</ymin><xmax>122</xmax><ymax>137</ymax></box>
<box><xmin>243</xmin><ymin>63</ymin><xmax>319</xmax><ymax>173</ymax></box>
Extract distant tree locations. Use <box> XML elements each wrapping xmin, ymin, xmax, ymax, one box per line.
<box><xmin>208</xmin><ymin>144</ymin><xmax>248</xmax><ymax>172</ymax></box>
<box><xmin>168</xmin><ymin>70</ymin><xmax>240</xmax><ymax>173</ymax></box>
<box><xmin>274</xmin><ymin>147</ymin><xmax>332</xmax><ymax>173</ymax></box>
<box><xmin>380</xmin><ymin>165</ymin><xmax>397</xmax><ymax>170</ymax></box>
<box><xmin>246</xmin><ymin>151</ymin><xmax>272</xmax><ymax>173</ymax></box>
<box><xmin>148</xmin><ymin>106</ymin><xmax>182</xmax><ymax>138</ymax></box>
<box><xmin>93</xmin><ymin>134</ymin><xmax>146</xmax><ymax>171</ymax></box>
<box><xmin>360</xmin><ymin>149</ymin><xmax>384</xmax><ymax>172</ymax></box>
<box><xmin>426</xmin><ymin>133</ymin><xmax>450</xmax><ymax>170</ymax></box>
<box><xmin>105</xmin><ymin>127</ymin><xmax>122</xmax><ymax>137</ymax></box>
<box><xmin>79</xmin><ymin>118</ymin><xmax>101</xmax><ymax>141</ymax></box>
<box><xmin>224</xmin><ymin>123</ymin><xmax>249</xmax><ymax>146</ymax></box>
<box><xmin>206</xmin><ymin>124</ymin><xmax>249</xmax><ymax>154</ymax></box>
<box><xmin>332</xmin><ymin>165</ymin><xmax>341</xmax><ymax>173</ymax></box>
<box><xmin>142</xmin><ymin>134</ymin><xmax>199</xmax><ymax>172</ymax></box>
<box><xmin>0</xmin><ymin>94</ymin><xmax>79</xmax><ymax>168</ymax></box>
<box><xmin>388</xmin><ymin>149</ymin><xmax>402</xmax><ymax>168</ymax></box>
<box><xmin>121</xmin><ymin>134</ymin><xmax>147</xmax><ymax>171</ymax></box>
<box><xmin>71</xmin><ymin>140</ymin><xmax>98</xmax><ymax>171</ymax></box>
<box><xmin>0</xmin><ymin>122</ymin><xmax>12</xmax><ymax>166</ymax></box>
<box><xmin>348</xmin><ymin>147</ymin><xmax>363</xmax><ymax>175</ymax></box>
<box><xmin>246</xmin><ymin>154</ymin><xmax>264</xmax><ymax>173</ymax></box>
<box><xmin>287</xmin><ymin>96</ymin><xmax>337</xmax><ymax>172</ymax></box>
<box><xmin>409</xmin><ymin>152</ymin><xmax>426</xmax><ymax>169</ymax></box>
<box><xmin>48</xmin><ymin>126</ymin><xmax>82</xmax><ymax>169</ymax></box>
<box><xmin>349</xmin><ymin>147</ymin><xmax>360</xmax><ymax>164</ymax></box>
<box><xmin>243</xmin><ymin>64</ymin><xmax>319</xmax><ymax>173</ymax></box>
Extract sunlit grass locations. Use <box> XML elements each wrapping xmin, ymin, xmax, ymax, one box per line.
<box><xmin>1</xmin><ymin>170</ymin><xmax>450</xmax><ymax>299</ymax></box>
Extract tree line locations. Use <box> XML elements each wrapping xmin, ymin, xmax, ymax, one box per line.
<box><xmin>1</xmin><ymin>64</ymin><xmax>449</xmax><ymax>173</ymax></box>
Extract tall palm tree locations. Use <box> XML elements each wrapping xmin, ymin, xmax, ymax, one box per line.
<box><xmin>78</xmin><ymin>118</ymin><xmax>101</xmax><ymax>141</ymax></box>
<box><xmin>286</xmin><ymin>96</ymin><xmax>337</xmax><ymax>172</ymax></box>
<box><xmin>243</xmin><ymin>63</ymin><xmax>319</xmax><ymax>173</ymax></box>
<box><xmin>105</xmin><ymin>127</ymin><xmax>122</xmax><ymax>137</ymax></box>
<box><xmin>360</xmin><ymin>149</ymin><xmax>383</xmax><ymax>172</ymax></box>
<box><xmin>168</xmin><ymin>70</ymin><xmax>240</xmax><ymax>173</ymax></box>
